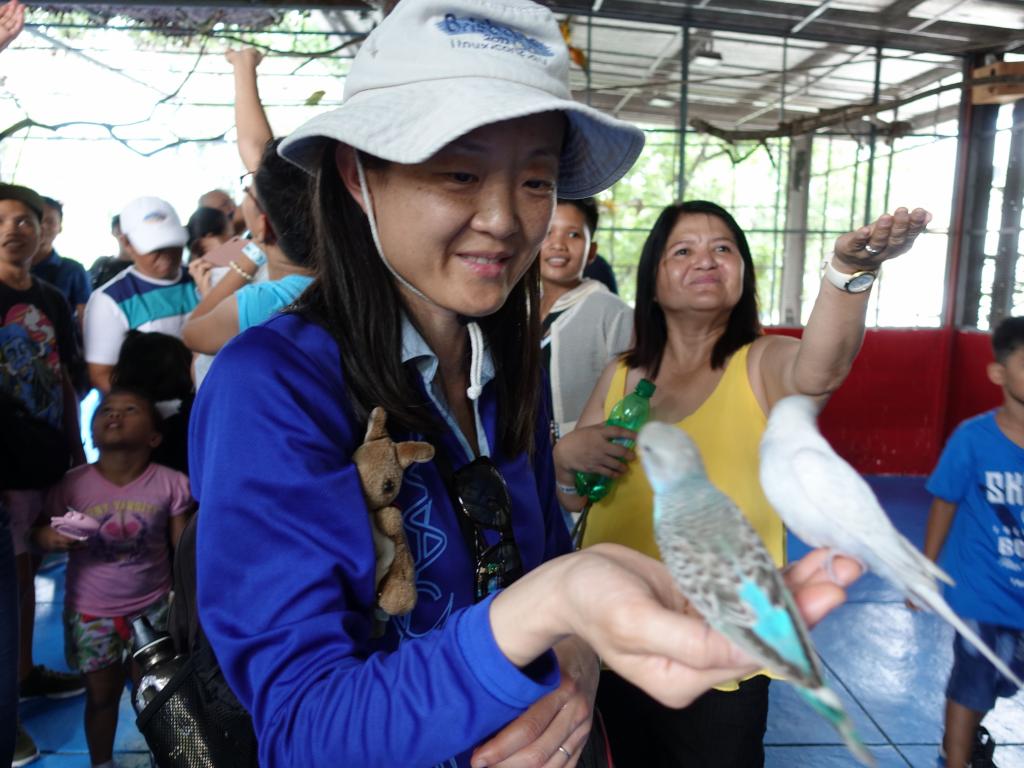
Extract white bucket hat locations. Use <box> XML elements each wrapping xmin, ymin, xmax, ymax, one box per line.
<box><xmin>119</xmin><ymin>197</ymin><xmax>188</xmax><ymax>255</ymax></box>
<box><xmin>279</xmin><ymin>0</ymin><xmax>644</xmax><ymax>198</ymax></box>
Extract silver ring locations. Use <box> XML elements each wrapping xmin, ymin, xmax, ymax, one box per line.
<box><xmin>863</xmin><ymin>243</ymin><xmax>883</xmax><ymax>255</ymax></box>
<box><xmin>558</xmin><ymin>745</ymin><xmax>573</xmax><ymax>759</ymax></box>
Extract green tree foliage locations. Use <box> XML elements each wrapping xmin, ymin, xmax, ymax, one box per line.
<box><xmin>595</xmin><ymin>128</ymin><xmax>791</xmax><ymax>313</ymax></box>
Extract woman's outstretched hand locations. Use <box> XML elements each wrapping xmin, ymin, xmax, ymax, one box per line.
<box><xmin>491</xmin><ymin>544</ymin><xmax>862</xmax><ymax>710</ymax></box>
<box><xmin>0</xmin><ymin>0</ymin><xmax>25</xmax><ymax>53</ymax></box>
<box><xmin>833</xmin><ymin>207</ymin><xmax>932</xmax><ymax>272</ymax></box>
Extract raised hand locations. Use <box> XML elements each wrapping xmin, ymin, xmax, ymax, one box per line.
<box><xmin>0</xmin><ymin>0</ymin><xmax>25</xmax><ymax>53</ymax></box>
<box><xmin>225</xmin><ymin>47</ymin><xmax>264</xmax><ymax>70</ymax></box>
<box><xmin>833</xmin><ymin>206</ymin><xmax>932</xmax><ymax>272</ymax></box>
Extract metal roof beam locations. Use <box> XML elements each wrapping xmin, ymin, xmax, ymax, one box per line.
<box><xmin>546</xmin><ymin>0</ymin><xmax>1018</xmax><ymax>54</ymax></box>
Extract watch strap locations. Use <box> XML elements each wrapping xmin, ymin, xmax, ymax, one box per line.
<box><xmin>822</xmin><ymin>259</ymin><xmax>876</xmax><ymax>293</ymax></box>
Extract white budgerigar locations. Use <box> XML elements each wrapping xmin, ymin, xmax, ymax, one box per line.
<box><xmin>639</xmin><ymin>421</ymin><xmax>875</xmax><ymax>767</ymax></box>
<box><xmin>760</xmin><ymin>395</ymin><xmax>1023</xmax><ymax>689</ymax></box>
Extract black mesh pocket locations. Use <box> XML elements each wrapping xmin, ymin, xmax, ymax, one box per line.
<box><xmin>136</xmin><ymin>655</ymin><xmax>258</xmax><ymax>768</ymax></box>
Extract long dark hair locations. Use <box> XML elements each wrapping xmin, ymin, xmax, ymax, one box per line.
<box><xmin>294</xmin><ymin>148</ymin><xmax>541</xmax><ymax>459</ymax></box>
<box><xmin>626</xmin><ymin>200</ymin><xmax>761</xmax><ymax>376</ymax></box>
<box><xmin>255</xmin><ymin>139</ymin><xmax>313</xmax><ymax>266</ymax></box>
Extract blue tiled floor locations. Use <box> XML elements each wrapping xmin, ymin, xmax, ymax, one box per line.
<box><xmin>767</xmin><ymin>477</ymin><xmax>1024</xmax><ymax>767</ymax></box>
<box><xmin>21</xmin><ymin>558</ymin><xmax>150</xmax><ymax>767</ymax></box>
<box><xmin>18</xmin><ymin>477</ymin><xmax>1024</xmax><ymax>766</ymax></box>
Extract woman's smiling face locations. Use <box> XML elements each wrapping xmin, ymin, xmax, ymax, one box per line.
<box><xmin>655</xmin><ymin>212</ymin><xmax>745</xmax><ymax>316</ymax></box>
<box><xmin>344</xmin><ymin>112</ymin><xmax>565</xmax><ymax>319</ymax></box>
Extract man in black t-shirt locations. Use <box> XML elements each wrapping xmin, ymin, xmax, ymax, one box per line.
<box><xmin>0</xmin><ymin>183</ymin><xmax>82</xmax><ymax>438</ymax></box>
<box><xmin>0</xmin><ymin>182</ymin><xmax>86</xmax><ymax>767</ymax></box>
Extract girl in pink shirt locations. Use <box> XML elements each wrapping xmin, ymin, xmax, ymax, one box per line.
<box><xmin>33</xmin><ymin>388</ymin><xmax>193</xmax><ymax>768</ymax></box>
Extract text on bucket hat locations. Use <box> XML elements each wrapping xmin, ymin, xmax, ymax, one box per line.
<box><xmin>279</xmin><ymin>0</ymin><xmax>644</xmax><ymax>199</ymax></box>
<box><xmin>119</xmin><ymin>197</ymin><xmax>188</xmax><ymax>255</ymax></box>
<box><xmin>0</xmin><ymin>183</ymin><xmax>45</xmax><ymax>222</ymax></box>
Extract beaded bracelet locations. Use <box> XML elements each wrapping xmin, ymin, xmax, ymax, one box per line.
<box><xmin>228</xmin><ymin>260</ymin><xmax>255</xmax><ymax>282</ymax></box>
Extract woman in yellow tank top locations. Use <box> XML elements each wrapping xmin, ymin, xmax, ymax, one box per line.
<box><xmin>553</xmin><ymin>200</ymin><xmax>930</xmax><ymax>767</ymax></box>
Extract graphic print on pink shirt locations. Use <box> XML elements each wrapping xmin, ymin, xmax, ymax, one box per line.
<box><xmin>91</xmin><ymin>500</ymin><xmax>157</xmax><ymax>563</ymax></box>
<box><xmin>48</xmin><ymin>463</ymin><xmax>193</xmax><ymax>617</ymax></box>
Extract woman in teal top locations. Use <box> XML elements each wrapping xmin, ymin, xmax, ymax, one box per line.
<box><xmin>182</xmin><ymin>139</ymin><xmax>314</xmax><ymax>356</ymax></box>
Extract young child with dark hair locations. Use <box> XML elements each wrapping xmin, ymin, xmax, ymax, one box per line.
<box><xmin>111</xmin><ymin>330</ymin><xmax>194</xmax><ymax>474</ymax></box>
<box><xmin>923</xmin><ymin>315</ymin><xmax>1024</xmax><ymax>768</ymax></box>
<box><xmin>32</xmin><ymin>388</ymin><xmax>193</xmax><ymax>768</ymax></box>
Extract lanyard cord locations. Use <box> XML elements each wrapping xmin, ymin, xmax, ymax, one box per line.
<box><xmin>355</xmin><ymin>152</ymin><xmax>485</xmax><ymax>402</ymax></box>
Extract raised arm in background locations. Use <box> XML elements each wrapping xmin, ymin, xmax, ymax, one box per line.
<box><xmin>226</xmin><ymin>48</ymin><xmax>273</xmax><ymax>172</ymax></box>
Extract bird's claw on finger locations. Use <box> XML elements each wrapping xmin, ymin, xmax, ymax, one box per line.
<box><xmin>823</xmin><ymin>549</ymin><xmax>864</xmax><ymax>585</ymax></box>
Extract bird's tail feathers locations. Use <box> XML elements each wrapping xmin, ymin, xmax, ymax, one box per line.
<box><xmin>911</xmin><ymin>586</ymin><xmax>1023</xmax><ymax>689</ymax></box>
<box><xmin>796</xmin><ymin>685</ymin><xmax>876</xmax><ymax>767</ymax></box>
<box><xmin>897</xmin><ymin>536</ymin><xmax>954</xmax><ymax>586</ymax></box>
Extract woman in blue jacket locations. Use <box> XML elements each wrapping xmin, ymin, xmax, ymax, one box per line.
<box><xmin>189</xmin><ymin>1</ymin><xmax>861</xmax><ymax>766</ymax></box>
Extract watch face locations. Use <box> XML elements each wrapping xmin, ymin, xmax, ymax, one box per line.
<box><xmin>846</xmin><ymin>272</ymin><xmax>876</xmax><ymax>292</ymax></box>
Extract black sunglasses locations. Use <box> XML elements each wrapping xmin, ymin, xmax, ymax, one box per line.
<box><xmin>452</xmin><ymin>456</ymin><xmax>523</xmax><ymax>602</ymax></box>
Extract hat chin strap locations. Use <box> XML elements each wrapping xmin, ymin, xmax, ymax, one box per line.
<box><xmin>355</xmin><ymin>153</ymin><xmax>484</xmax><ymax>402</ymax></box>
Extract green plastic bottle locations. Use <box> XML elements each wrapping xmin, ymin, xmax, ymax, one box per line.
<box><xmin>574</xmin><ymin>378</ymin><xmax>656</xmax><ymax>503</ymax></box>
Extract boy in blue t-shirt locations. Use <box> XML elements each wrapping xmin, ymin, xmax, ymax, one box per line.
<box><xmin>924</xmin><ymin>316</ymin><xmax>1024</xmax><ymax>768</ymax></box>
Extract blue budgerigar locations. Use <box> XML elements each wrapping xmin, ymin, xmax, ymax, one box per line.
<box><xmin>639</xmin><ymin>421</ymin><xmax>875</xmax><ymax>767</ymax></box>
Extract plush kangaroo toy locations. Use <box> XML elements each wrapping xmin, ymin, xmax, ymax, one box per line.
<box><xmin>352</xmin><ymin>407</ymin><xmax>434</xmax><ymax>616</ymax></box>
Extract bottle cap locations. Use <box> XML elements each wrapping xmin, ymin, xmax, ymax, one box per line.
<box><xmin>130</xmin><ymin>616</ymin><xmax>158</xmax><ymax>649</ymax></box>
<box><xmin>635</xmin><ymin>378</ymin><xmax>656</xmax><ymax>398</ymax></box>
<box><xmin>129</xmin><ymin>615</ymin><xmax>172</xmax><ymax>662</ymax></box>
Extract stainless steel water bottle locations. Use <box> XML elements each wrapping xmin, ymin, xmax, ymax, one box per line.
<box><xmin>131</xmin><ymin>615</ymin><xmax>183</xmax><ymax>714</ymax></box>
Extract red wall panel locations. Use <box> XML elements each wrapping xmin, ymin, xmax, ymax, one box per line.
<box><xmin>763</xmin><ymin>327</ymin><xmax>1001</xmax><ymax>475</ymax></box>
<box><xmin>945</xmin><ymin>329</ymin><xmax>1001</xmax><ymax>437</ymax></box>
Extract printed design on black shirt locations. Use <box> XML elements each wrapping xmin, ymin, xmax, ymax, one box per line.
<box><xmin>1</xmin><ymin>302</ymin><xmax>62</xmax><ymax>425</ymax></box>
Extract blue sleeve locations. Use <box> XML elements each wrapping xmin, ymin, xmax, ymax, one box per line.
<box><xmin>926</xmin><ymin>423</ymin><xmax>972</xmax><ymax>503</ymax></box>
<box><xmin>71</xmin><ymin>263</ymin><xmax>91</xmax><ymax>306</ymax></box>
<box><xmin>191</xmin><ymin>325</ymin><xmax>558</xmax><ymax>767</ymax></box>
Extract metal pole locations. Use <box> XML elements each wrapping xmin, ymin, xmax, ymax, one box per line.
<box><xmin>585</xmin><ymin>12</ymin><xmax>593</xmax><ymax>107</ymax></box>
<box><xmin>990</xmin><ymin>98</ymin><xmax>1024</xmax><ymax>328</ymax></box>
<box><xmin>849</xmin><ymin>142</ymin><xmax>861</xmax><ymax>232</ymax></box>
<box><xmin>863</xmin><ymin>45</ymin><xmax>882</xmax><ymax>225</ymax></box>
<box><xmin>821</xmin><ymin>136</ymin><xmax>834</xmax><ymax>238</ymax></box>
<box><xmin>781</xmin><ymin>134</ymin><xmax>813</xmax><ymax>325</ymax></box>
<box><xmin>875</xmin><ymin>116</ymin><xmax>897</xmax><ymax>327</ymax></box>
<box><xmin>677</xmin><ymin>26</ymin><xmax>690</xmax><ymax>201</ymax></box>
<box><xmin>958</xmin><ymin>103</ymin><xmax>998</xmax><ymax>329</ymax></box>
<box><xmin>771</xmin><ymin>37</ymin><xmax>789</xmax><ymax>322</ymax></box>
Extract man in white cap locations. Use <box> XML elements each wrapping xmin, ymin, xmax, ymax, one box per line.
<box><xmin>83</xmin><ymin>197</ymin><xmax>198</xmax><ymax>392</ymax></box>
